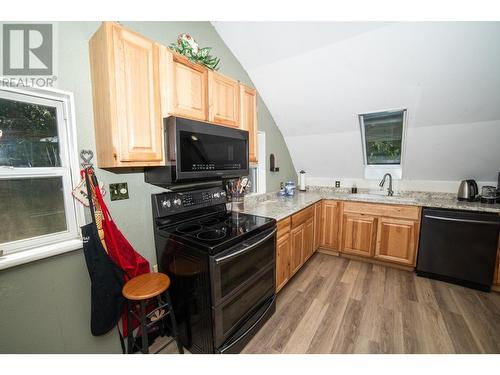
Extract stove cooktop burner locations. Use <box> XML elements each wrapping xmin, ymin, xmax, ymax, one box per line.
<box><xmin>177</xmin><ymin>223</ymin><xmax>203</xmax><ymax>234</ymax></box>
<box><xmin>198</xmin><ymin>217</ymin><xmax>222</xmax><ymax>226</ymax></box>
<box><xmin>196</xmin><ymin>228</ymin><xmax>227</xmax><ymax>241</ymax></box>
<box><xmin>157</xmin><ymin>209</ymin><xmax>276</xmax><ymax>251</ymax></box>
<box><xmin>224</xmin><ymin>216</ymin><xmax>247</xmax><ymax>226</ymax></box>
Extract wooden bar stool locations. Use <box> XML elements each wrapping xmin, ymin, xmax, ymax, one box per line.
<box><xmin>122</xmin><ymin>272</ymin><xmax>183</xmax><ymax>354</ymax></box>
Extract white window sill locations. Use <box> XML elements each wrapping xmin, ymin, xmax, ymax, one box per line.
<box><xmin>0</xmin><ymin>238</ymin><xmax>83</xmax><ymax>271</ymax></box>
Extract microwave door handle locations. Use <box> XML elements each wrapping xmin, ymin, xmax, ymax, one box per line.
<box><xmin>214</xmin><ymin>228</ymin><xmax>277</xmax><ymax>265</ymax></box>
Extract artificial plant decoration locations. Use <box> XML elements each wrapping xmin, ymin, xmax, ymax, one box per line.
<box><xmin>169</xmin><ymin>33</ymin><xmax>220</xmax><ymax>70</ymax></box>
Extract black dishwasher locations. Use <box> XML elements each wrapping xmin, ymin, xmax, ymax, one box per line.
<box><xmin>416</xmin><ymin>208</ymin><xmax>500</xmax><ymax>292</ymax></box>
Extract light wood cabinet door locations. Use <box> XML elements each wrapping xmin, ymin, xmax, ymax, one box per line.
<box><xmin>161</xmin><ymin>48</ymin><xmax>208</xmax><ymax>121</ymax></box>
<box><xmin>89</xmin><ymin>22</ymin><xmax>164</xmax><ymax>167</ymax></box>
<box><xmin>276</xmin><ymin>232</ymin><xmax>291</xmax><ymax>292</ymax></box>
<box><xmin>208</xmin><ymin>71</ymin><xmax>240</xmax><ymax>127</ymax></box>
<box><xmin>341</xmin><ymin>213</ymin><xmax>377</xmax><ymax>258</ymax></box>
<box><xmin>375</xmin><ymin>218</ymin><xmax>419</xmax><ymax>266</ymax></box>
<box><xmin>321</xmin><ymin>200</ymin><xmax>341</xmax><ymax>250</ymax></box>
<box><xmin>290</xmin><ymin>223</ymin><xmax>305</xmax><ymax>275</ymax></box>
<box><xmin>304</xmin><ymin>217</ymin><xmax>315</xmax><ymax>262</ymax></box>
<box><xmin>313</xmin><ymin>201</ymin><xmax>322</xmax><ymax>251</ymax></box>
<box><xmin>112</xmin><ymin>26</ymin><xmax>163</xmax><ymax>163</ymax></box>
<box><xmin>240</xmin><ymin>84</ymin><xmax>258</xmax><ymax>163</ymax></box>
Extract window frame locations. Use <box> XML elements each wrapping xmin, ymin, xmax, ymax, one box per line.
<box><xmin>0</xmin><ymin>85</ymin><xmax>84</xmax><ymax>270</ymax></box>
<box><xmin>358</xmin><ymin>108</ymin><xmax>407</xmax><ymax>180</ymax></box>
<box><xmin>247</xmin><ymin>131</ymin><xmax>266</xmax><ymax>195</ymax></box>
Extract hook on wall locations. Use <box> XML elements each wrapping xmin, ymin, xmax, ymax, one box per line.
<box><xmin>80</xmin><ymin>149</ymin><xmax>94</xmax><ymax>169</ymax></box>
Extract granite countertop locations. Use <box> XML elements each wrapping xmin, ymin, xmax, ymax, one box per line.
<box><xmin>242</xmin><ymin>189</ymin><xmax>500</xmax><ymax>221</ymax></box>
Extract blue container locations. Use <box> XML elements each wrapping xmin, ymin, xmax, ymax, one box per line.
<box><xmin>284</xmin><ymin>181</ymin><xmax>296</xmax><ymax>196</ymax></box>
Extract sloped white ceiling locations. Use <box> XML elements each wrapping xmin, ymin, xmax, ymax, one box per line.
<box><xmin>213</xmin><ymin>22</ymin><xmax>500</xmax><ymax>182</ymax></box>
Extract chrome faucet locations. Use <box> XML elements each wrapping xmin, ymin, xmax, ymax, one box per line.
<box><xmin>379</xmin><ymin>173</ymin><xmax>394</xmax><ymax>196</ymax></box>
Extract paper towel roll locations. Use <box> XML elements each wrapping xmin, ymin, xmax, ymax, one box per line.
<box><xmin>299</xmin><ymin>170</ymin><xmax>306</xmax><ymax>191</ymax></box>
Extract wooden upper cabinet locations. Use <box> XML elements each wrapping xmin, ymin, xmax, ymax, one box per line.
<box><xmin>240</xmin><ymin>84</ymin><xmax>258</xmax><ymax>163</ymax></box>
<box><xmin>160</xmin><ymin>47</ymin><xmax>208</xmax><ymax>121</ymax></box>
<box><xmin>208</xmin><ymin>71</ymin><xmax>240</xmax><ymax>127</ymax></box>
<box><xmin>89</xmin><ymin>22</ymin><xmax>164</xmax><ymax>167</ymax></box>
<box><xmin>375</xmin><ymin>218</ymin><xmax>419</xmax><ymax>266</ymax></box>
<box><xmin>321</xmin><ymin>200</ymin><xmax>342</xmax><ymax>250</ymax></box>
<box><xmin>341</xmin><ymin>213</ymin><xmax>377</xmax><ymax>258</ymax></box>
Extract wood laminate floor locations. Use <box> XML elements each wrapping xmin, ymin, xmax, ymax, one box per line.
<box><xmin>242</xmin><ymin>252</ymin><xmax>500</xmax><ymax>354</ymax></box>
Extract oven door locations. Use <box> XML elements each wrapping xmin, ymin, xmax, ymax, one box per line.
<box><xmin>170</xmin><ymin>116</ymin><xmax>249</xmax><ymax>181</ymax></box>
<box><xmin>210</xmin><ymin>227</ymin><xmax>276</xmax><ymax>348</ymax></box>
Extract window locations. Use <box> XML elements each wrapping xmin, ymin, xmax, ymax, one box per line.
<box><xmin>0</xmin><ymin>86</ymin><xmax>83</xmax><ymax>269</ymax></box>
<box><xmin>359</xmin><ymin>109</ymin><xmax>407</xmax><ymax>179</ymax></box>
<box><xmin>247</xmin><ymin>131</ymin><xmax>266</xmax><ymax>194</ymax></box>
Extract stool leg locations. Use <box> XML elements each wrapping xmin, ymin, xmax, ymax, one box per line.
<box><xmin>139</xmin><ymin>300</ymin><xmax>149</xmax><ymax>354</ymax></box>
<box><xmin>165</xmin><ymin>291</ymin><xmax>183</xmax><ymax>354</ymax></box>
<box><xmin>157</xmin><ymin>296</ymin><xmax>165</xmax><ymax>338</ymax></box>
<box><xmin>126</xmin><ymin>300</ymin><xmax>134</xmax><ymax>354</ymax></box>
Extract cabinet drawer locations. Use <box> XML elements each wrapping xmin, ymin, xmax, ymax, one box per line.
<box><xmin>277</xmin><ymin>217</ymin><xmax>291</xmax><ymax>238</ymax></box>
<box><xmin>291</xmin><ymin>205</ymin><xmax>314</xmax><ymax>228</ymax></box>
<box><xmin>343</xmin><ymin>201</ymin><xmax>420</xmax><ymax>221</ymax></box>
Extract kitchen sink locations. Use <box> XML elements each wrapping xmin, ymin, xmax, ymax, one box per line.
<box><xmin>348</xmin><ymin>193</ymin><xmax>418</xmax><ymax>204</ymax></box>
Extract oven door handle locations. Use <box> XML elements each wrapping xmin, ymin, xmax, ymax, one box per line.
<box><xmin>214</xmin><ymin>228</ymin><xmax>277</xmax><ymax>264</ymax></box>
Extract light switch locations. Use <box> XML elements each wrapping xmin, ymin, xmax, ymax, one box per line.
<box><xmin>110</xmin><ymin>183</ymin><xmax>129</xmax><ymax>201</ymax></box>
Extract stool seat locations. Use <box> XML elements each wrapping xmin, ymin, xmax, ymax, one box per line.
<box><xmin>122</xmin><ymin>272</ymin><xmax>170</xmax><ymax>301</ymax></box>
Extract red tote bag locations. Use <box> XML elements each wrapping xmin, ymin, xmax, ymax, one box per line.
<box><xmin>87</xmin><ymin>168</ymin><xmax>150</xmax><ymax>336</ymax></box>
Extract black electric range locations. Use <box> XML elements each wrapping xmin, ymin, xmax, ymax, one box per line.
<box><xmin>151</xmin><ymin>186</ymin><xmax>277</xmax><ymax>354</ymax></box>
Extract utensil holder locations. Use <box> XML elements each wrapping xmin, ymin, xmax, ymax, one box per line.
<box><xmin>231</xmin><ymin>193</ymin><xmax>244</xmax><ymax>218</ymax></box>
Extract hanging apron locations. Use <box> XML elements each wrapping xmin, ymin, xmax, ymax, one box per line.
<box><xmin>89</xmin><ymin>169</ymin><xmax>150</xmax><ymax>337</ymax></box>
<box><xmin>81</xmin><ymin>170</ymin><xmax>125</xmax><ymax>336</ymax></box>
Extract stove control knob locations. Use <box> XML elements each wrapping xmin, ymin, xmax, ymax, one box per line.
<box><xmin>221</xmin><ymin>191</ymin><xmax>226</xmax><ymax>197</ymax></box>
<box><xmin>161</xmin><ymin>199</ymin><xmax>171</xmax><ymax>208</ymax></box>
<box><xmin>173</xmin><ymin>198</ymin><xmax>182</xmax><ymax>206</ymax></box>
<box><xmin>214</xmin><ymin>192</ymin><xmax>220</xmax><ymax>198</ymax></box>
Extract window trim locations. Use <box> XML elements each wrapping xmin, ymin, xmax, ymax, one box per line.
<box><xmin>246</xmin><ymin>131</ymin><xmax>266</xmax><ymax>195</ymax></box>
<box><xmin>358</xmin><ymin>108</ymin><xmax>407</xmax><ymax>180</ymax></box>
<box><xmin>0</xmin><ymin>85</ymin><xmax>84</xmax><ymax>270</ymax></box>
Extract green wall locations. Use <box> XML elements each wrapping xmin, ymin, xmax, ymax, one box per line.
<box><xmin>0</xmin><ymin>21</ymin><xmax>295</xmax><ymax>353</ymax></box>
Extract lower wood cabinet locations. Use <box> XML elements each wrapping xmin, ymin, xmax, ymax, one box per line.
<box><xmin>290</xmin><ymin>223</ymin><xmax>305</xmax><ymax>275</ymax></box>
<box><xmin>313</xmin><ymin>201</ymin><xmax>322</xmax><ymax>251</ymax></box>
<box><xmin>303</xmin><ymin>217</ymin><xmax>315</xmax><ymax>262</ymax></box>
<box><xmin>276</xmin><ymin>231</ymin><xmax>291</xmax><ymax>292</ymax></box>
<box><xmin>340</xmin><ymin>201</ymin><xmax>421</xmax><ymax>266</ymax></box>
<box><xmin>275</xmin><ymin>204</ymin><xmax>316</xmax><ymax>293</ymax></box>
<box><xmin>320</xmin><ymin>200</ymin><xmax>342</xmax><ymax>250</ymax></box>
<box><xmin>341</xmin><ymin>213</ymin><xmax>377</xmax><ymax>258</ymax></box>
<box><xmin>375</xmin><ymin>217</ymin><xmax>419</xmax><ymax>265</ymax></box>
<box><xmin>275</xmin><ymin>200</ymin><xmax>425</xmax><ymax>293</ymax></box>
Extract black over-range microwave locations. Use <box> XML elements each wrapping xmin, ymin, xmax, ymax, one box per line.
<box><xmin>145</xmin><ymin>116</ymin><xmax>249</xmax><ymax>188</ymax></box>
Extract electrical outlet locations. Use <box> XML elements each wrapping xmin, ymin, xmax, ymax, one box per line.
<box><xmin>109</xmin><ymin>183</ymin><xmax>129</xmax><ymax>201</ymax></box>
<box><xmin>335</xmin><ymin>180</ymin><xmax>341</xmax><ymax>188</ymax></box>
<box><xmin>152</xmin><ymin>264</ymin><xmax>158</xmax><ymax>273</ymax></box>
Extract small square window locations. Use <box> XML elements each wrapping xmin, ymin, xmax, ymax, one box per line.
<box><xmin>359</xmin><ymin>109</ymin><xmax>407</xmax><ymax>179</ymax></box>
